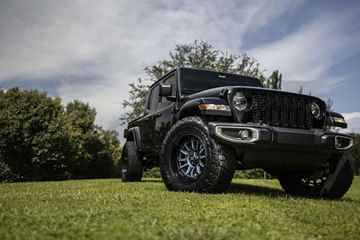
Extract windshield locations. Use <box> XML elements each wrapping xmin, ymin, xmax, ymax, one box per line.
<box><xmin>180</xmin><ymin>68</ymin><xmax>263</xmax><ymax>95</ymax></box>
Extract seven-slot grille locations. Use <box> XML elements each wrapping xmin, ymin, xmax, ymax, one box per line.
<box><xmin>250</xmin><ymin>92</ymin><xmax>317</xmax><ymax>129</ymax></box>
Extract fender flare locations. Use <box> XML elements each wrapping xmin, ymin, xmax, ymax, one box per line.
<box><xmin>125</xmin><ymin>126</ymin><xmax>145</xmax><ymax>152</ymax></box>
<box><xmin>326</xmin><ymin>111</ymin><xmax>347</xmax><ymax>128</ymax></box>
<box><xmin>179</xmin><ymin>97</ymin><xmax>231</xmax><ymax>119</ymax></box>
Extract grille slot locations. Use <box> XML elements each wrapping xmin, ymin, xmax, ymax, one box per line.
<box><xmin>250</xmin><ymin>92</ymin><xmax>315</xmax><ymax>129</ymax></box>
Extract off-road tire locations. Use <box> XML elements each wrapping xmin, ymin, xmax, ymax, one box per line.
<box><xmin>278</xmin><ymin>153</ymin><xmax>354</xmax><ymax>199</ymax></box>
<box><xmin>121</xmin><ymin>141</ymin><xmax>143</xmax><ymax>182</ymax></box>
<box><xmin>160</xmin><ymin>117</ymin><xmax>236</xmax><ymax>193</ymax></box>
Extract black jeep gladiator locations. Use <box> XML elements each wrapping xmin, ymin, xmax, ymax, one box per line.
<box><xmin>122</xmin><ymin>67</ymin><xmax>354</xmax><ymax>199</ymax></box>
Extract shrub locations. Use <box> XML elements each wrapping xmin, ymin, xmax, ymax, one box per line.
<box><xmin>0</xmin><ymin>162</ymin><xmax>17</xmax><ymax>183</ymax></box>
<box><xmin>233</xmin><ymin>169</ymin><xmax>273</xmax><ymax>179</ymax></box>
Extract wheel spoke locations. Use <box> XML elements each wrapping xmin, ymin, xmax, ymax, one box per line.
<box><xmin>294</xmin><ymin>164</ymin><xmax>331</xmax><ymax>193</ymax></box>
<box><xmin>199</xmin><ymin>160</ymin><xmax>205</xmax><ymax>167</ymax></box>
<box><xmin>190</xmin><ymin>167</ymin><xmax>195</xmax><ymax>178</ymax></box>
<box><xmin>179</xmin><ymin>163</ymin><xmax>188</xmax><ymax>169</ymax></box>
<box><xmin>196</xmin><ymin>165</ymin><xmax>201</xmax><ymax>174</ymax></box>
<box><xmin>180</xmin><ymin>149</ymin><xmax>189</xmax><ymax>156</ymax></box>
<box><xmin>178</xmin><ymin>157</ymin><xmax>187</xmax><ymax>162</ymax></box>
<box><xmin>191</xmin><ymin>139</ymin><xmax>195</xmax><ymax>150</ymax></box>
<box><xmin>176</xmin><ymin>136</ymin><xmax>206</xmax><ymax>180</ymax></box>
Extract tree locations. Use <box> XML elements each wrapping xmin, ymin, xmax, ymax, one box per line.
<box><xmin>0</xmin><ymin>87</ymin><xmax>66</xmax><ymax>180</ymax></box>
<box><xmin>0</xmin><ymin>87</ymin><xmax>121</xmax><ymax>182</ymax></box>
<box><xmin>66</xmin><ymin>100</ymin><xmax>96</xmax><ymax>133</ymax></box>
<box><xmin>266</xmin><ymin>70</ymin><xmax>282</xmax><ymax>90</ymax></box>
<box><xmin>120</xmin><ymin>40</ymin><xmax>282</xmax><ymax>124</ymax></box>
<box><xmin>298</xmin><ymin>86</ymin><xmax>303</xmax><ymax>94</ymax></box>
<box><xmin>61</xmin><ymin>100</ymin><xmax>121</xmax><ymax>179</ymax></box>
<box><xmin>326</xmin><ymin>98</ymin><xmax>333</xmax><ymax>111</ymax></box>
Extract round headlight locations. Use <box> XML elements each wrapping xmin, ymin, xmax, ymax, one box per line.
<box><xmin>232</xmin><ymin>92</ymin><xmax>247</xmax><ymax>111</ymax></box>
<box><xmin>311</xmin><ymin>102</ymin><xmax>322</xmax><ymax>119</ymax></box>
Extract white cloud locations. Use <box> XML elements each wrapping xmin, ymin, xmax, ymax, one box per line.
<box><xmin>1</xmin><ymin>0</ymin><xmax>359</xmax><ymax>143</ymax></box>
<box><xmin>346</xmin><ymin>117</ymin><xmax>360</xmax><ymax>133</ymax></box>
<box><xmin>342</xmin><ymin>112</ymin><xmax>360</xmax><ymax>121</ymax></box>
<box><xmin>339</xmin><ymin>112</ymin><xmax>360</xmax><ymax>133</ymax></box>
<box><xmin>283</xmin><ymin>76</ymin><xmax>346</xmax><ymax>95</ymax></box>
<box><xmin>0</xmin><ymin>0</ymin><xmax>300</xmax><ymax>139</ymax></box>
<box><xmin>248</xmin><ymin>6</ymin><xmax>360</xmax><ymax>95</ymax></box>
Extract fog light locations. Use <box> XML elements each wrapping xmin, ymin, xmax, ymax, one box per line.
<box><xmin>240</xmin><ymin>130</ymin><xmax>251</xmax><ymax>140</ymax></box>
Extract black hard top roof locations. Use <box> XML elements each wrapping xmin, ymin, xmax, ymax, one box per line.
<box><xmin>149</xmin><ymin>67</ymin><xmax>261</xmax><ymax>88</ymax></box>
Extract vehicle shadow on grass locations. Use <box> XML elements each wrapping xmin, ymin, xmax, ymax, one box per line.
<box><xmin>227</xmin><ymin>182</ymin><xmax>287</xmax><ymax>197</ymax></box>
<box><xmin>142</xmin><ymin>178</ymin><xmax>355</xmax><ymax>201</ymax></box>
<box><xmin>143</xmin><ymin>179</ymin><xmax>289</xmax><ymax>198</ymax></box>
<box><xmin>227</xmin><ymin>183</ymin><xmax>355</xmax><ymax>201</ymax></box>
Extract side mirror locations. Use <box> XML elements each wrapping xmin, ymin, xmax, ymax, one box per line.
<box><xmin>159</xmin><ymin>84</ymin><xmax>172</xmax><ymax>97</ymax></box>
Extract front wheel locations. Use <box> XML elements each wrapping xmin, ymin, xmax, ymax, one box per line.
<box><xmin>278</xmin><ymin>153</ymin><xmax>354</xmax><ymax>199</ymax></box>
<box><xmin>160</xmin><ymin>117</ymin><xmax>236</xmax><ymax>193</ymax></box>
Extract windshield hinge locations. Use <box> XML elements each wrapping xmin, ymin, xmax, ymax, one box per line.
<box><xmin>219</xmin><ymin>88</ymin><xmax>228</xmax><ymax>98</ymax></box>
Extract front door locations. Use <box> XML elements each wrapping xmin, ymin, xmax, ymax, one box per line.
<box><xmin>153</xmin><ymin>74</ymin><xmax>177</xmax><ymax>150</ymax></box>
<box><xmin>141</xmin><ymin>84</ymin><xmax>160</xmax><ymax>152</ymax></box>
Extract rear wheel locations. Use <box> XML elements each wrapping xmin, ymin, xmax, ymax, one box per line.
<box><xmin>121</xmin><ymin>141</ymin><xmax>143</xmax><ymax>182</ymax></box>
<box><xmin>160</xmin><ymin>117</ymin><xmax>236</xmax><ymax>193</ymax></box>
<box><xmin>278</xmin><ymin>153</ymin><xmax>354</xmax><ymax>199</ymax></box>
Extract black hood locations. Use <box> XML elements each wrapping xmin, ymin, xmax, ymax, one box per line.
<box><xmin>184</xmin><ymin>86</ymin><xmax>326</xmax><ymax>107</ymax></box>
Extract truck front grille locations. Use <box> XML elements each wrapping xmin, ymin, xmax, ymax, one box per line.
<box><xmin>250</xmin><ymin>93</ymin><xmax>316</xmax><ymax>129</ymax></box>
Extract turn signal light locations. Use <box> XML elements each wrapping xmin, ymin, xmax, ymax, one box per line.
<box><xmin>199</xmin><ymin>104</ymin><xmax>230</xmax><ymax>111</ymax></box>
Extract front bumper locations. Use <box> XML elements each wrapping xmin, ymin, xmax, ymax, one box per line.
<box><xmin>208</xmin><ymin>122</ymin><xmax>354</xmax><ymax>171</ymax></box>
<box><xmin>208</xmin><ymin>122</ymin><xmax>354</xmax><ymax>151</ymax></box>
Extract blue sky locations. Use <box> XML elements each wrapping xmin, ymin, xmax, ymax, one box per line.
<box><xmin>1</xmin><ymin>0</ymin><xmax>360</xmax><ymax>140</ymax></box>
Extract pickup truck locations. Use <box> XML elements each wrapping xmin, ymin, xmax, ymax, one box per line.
<box><xmin>122</xmin><ymin>67</ymin><xmax>354</xmax><ymax>199</ymax></box>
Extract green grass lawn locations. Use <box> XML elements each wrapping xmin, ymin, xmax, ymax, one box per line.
<box><xmin>1</xmin><ymin>177</ymin><xmax>359</xmax><ymax>240</ymax></box>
